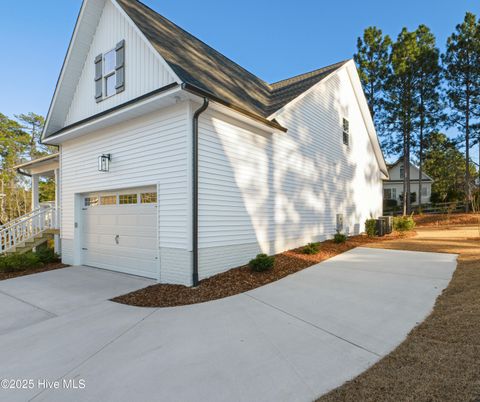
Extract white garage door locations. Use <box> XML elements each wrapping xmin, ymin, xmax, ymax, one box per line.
<box><xmin>81</xmin><ymin>187</ymin><xmax>158</xmax><ymax>278</ymax></box>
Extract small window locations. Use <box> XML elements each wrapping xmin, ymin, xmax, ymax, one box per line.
<box><xmin>421</xmin><ymin>186</ymin><xmax>428</xmax><ymax>196</ymax></box>
<box><xmin>141</xmin><ymin>192</ymin><xmax>157</xmax><ymax>204</ymax></box>
<box><xmin>119</xmin><ymin>194</ymin><xmax>138</xmax><ymax>205</ymax></box>
<box><xmin>400</xmin><ymin>166</ymin><xmax>404</xmax><ymax>179</ymax></box>
<box><xmin>384</xmin><ymin>189</ymin><xmax>391</xmax><ymax>199</ymax></box>
<box><xmin>103</xmin><ymin>50</ymin><xmax>116</xmax><ymax>98</ymax></box>
<box><xmin>84</xmin><ymin>196</ymin><xmax>99</xmax><ymax>207</ymax></box>
<box><xmin>101</xmin><ymin>195</ymin><xmax>117</xmax><ymax>205</ymax></box>
<box><xmin>342</xmin><ymin>118</ymin><xmax>349</xmax><ymax>146</ymax></box>
<box><xmin>392</xmin><ymin>188</ymin><xmax>396</xmax><ymax>199</ymax></box>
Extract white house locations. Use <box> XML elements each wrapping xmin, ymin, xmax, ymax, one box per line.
<box><xmin>13</xmin><ymin>0</ymin><xmax>388</xmax><ymax>286</ymax></box>
<box><xmin>383</xmin><ymin>160</ymin><xmax>433</xmax><ymax>206</ymax></box>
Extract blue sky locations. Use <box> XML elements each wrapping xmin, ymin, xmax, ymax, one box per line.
<box><xmin>0</xmin><ymin>0</ymin><xmax>479</xmax><ymax>124</ymax></box>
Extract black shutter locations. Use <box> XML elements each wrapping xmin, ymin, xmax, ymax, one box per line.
<box><xmin>94</xmin><ymin>54</ymin><xmax>103</xmax><ymax>102</ymax></box>
<box><xmin>115</xmin><ymin>40</ymin><xmax>125</xmax><ymax>93</ymax></box>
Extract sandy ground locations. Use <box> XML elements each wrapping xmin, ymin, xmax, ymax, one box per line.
<box><xmin>318</xmin><ymin>225</ymin><xmax>480</xmax><ymax>402</ymax></box>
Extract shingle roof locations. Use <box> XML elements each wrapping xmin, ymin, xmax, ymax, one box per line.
<box><xmin>116</xmin><ymin>0</ymin><xmax>348</xmax><ymax>119</ymax></box>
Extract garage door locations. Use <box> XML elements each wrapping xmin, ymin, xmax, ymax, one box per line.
<box><xmin>81</xmin><ymin>187</ymin><xmax>158</xmax><ymax>278</ymax></box>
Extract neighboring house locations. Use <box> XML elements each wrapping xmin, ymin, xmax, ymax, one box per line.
<box><xmin>383</xmin><ymin>160</ymin><xmax>433</xmax><ymax>206</ymax></box>
<box><xmin>17</xmin><ymin>0</ymin><xmax>387</xmax><ymax>286</ymax></box>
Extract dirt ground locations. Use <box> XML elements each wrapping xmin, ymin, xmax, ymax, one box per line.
<box><xmin>414</xmin><ymin>212</ymin><xmax>480</xmax><ymax>227</ymax></box>
<box><xmin>0</xmin><ymin>262</ymin><xmax>69</xmax><ymax>281</ymax></box>
<box><xmin>317</xmin><ymin>225</ymin><xmax>480</xmax><ymax>402</ymax></box>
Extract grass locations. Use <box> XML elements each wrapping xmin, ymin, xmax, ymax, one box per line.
<box><xmin>317</xmin><ymin>225</ymin><xmax>480</xmax><ymax>402</ymax></box>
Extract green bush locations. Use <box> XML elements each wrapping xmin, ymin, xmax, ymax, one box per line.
<box><xmin>35</xmin><ymin>247</ymin><xmax>59</xmax><ymax>264</ymax></box>
<box><xmin>384</xmin><ymin>199</ymin><xmax>398</xmax><ymax>208</ymax></box>
<box><xmin>393</xmin><ymin>215</ymin><xmax>416</xmax><ymax>232</ymax></box>
<box><xmin>249</xmin><ymin>253</ymin><xmax>275</xmax><ymax>272</ymax></box>
<box><xmin>0</xmin><ymin>252</ymin><xmax>42</xmax><ymax>273</ymax></box>
<box><xmin>302</xmin><ymin>242</ymin><xmax>321</xmax><ymax>254</ymax></box>
<box><xmin>365</xmin><ymin>219</ymin><xmax>378</xmax><ymax>237</ymax></box>
<box><xmin>333</xmin><ymin>231</ymin><xmax>347</xmax><ymax>244</ymax></box>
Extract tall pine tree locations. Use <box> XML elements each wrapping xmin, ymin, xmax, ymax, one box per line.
<box><xmin>415</xmin><ymin>25</ymin><xmax>443</xmax><ymax>206</ymax></box>
<box><xmin>354</xmin><ymin>27</ymin><xmax>391</xmax><ymax>130</ymax></box>
<box><xmin>442</xmin><ymin>12</ymin><xmax>480</xmax><ymax>212</ymax></box>
<box><xmin>384</xmin><ymin>28</ymin><xmax>420</xmax><ymax>215</ymax></box>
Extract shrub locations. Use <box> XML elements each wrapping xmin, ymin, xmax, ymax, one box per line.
<box><xmin>35</xmin><ymin>247</ymin><xmax>59</xmax><ymax>264</ymax></box>
<box><xmin>302</xmin><ymin>242</ymin><xmax>321</xmax><ymax>254</ymax></box>
<box><xmin>0</xmin><ymin>252</ymin><xmax>42</xmax><ymax>273</ymax></box>
<box><xmin>333</xmin><ymin>231</ymin><xmax>347</xmax><ymax>244</ymax></box>
<box><xmin>249</xmin><ymin>253</ymin><xmax>275</xmax><ymax>272</ymax></box>
<box><xmin>393</xmin><ymin>215</ymin><xmax>416</xmax><ymax>232</ymax></box>
<box><xmin>384</xmin><ymin>199</ymin><xmax>398</xmax><ymax>208</ymax></box>
<box><xmin>365</xmin><ymin>219</ymin><xmax>378</xmax><ymax>237</ymax></box>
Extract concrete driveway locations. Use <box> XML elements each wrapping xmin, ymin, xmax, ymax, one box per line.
<box><xmin>0</xmin><ymin>248</ymin><xmax>456</xmax><ymax>402</ymax></box>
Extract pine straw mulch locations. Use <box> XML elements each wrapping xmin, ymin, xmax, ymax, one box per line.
<box><xmin>112</xmin><ymin>230</ymin><xmax>416</xmax><ymax>308</ymax></box>
<box><xmin>317</xmin><ymin>225</ymin><xmax>480</xmax><ymax>402</ymax></box>
<box><xmin>0</xmin><ymin>262</ymin><xmax>69</xmax><ymax>281</ymax></box>
<box><xmin>414</xmin><ymin>212</ymin><xmax>480</xmax><ymax>227</ymax></box>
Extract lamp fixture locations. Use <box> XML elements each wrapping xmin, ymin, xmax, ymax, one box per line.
<box><xmin>98</xmin><ymin>154</ymin><xmax>111</xmax><ymax>172</ymax></box>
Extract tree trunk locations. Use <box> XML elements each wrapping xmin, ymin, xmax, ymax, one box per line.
<box><xmin>418</xmin><ymin>97</ymin><xmax>424</xmax><ymax>209</ymax></box>
<box><xmin>466</xmin><ymin>92</ymin><xmax>471</xmax><ymax>213</ymax></box>
<box><xmin>403</xmin><ymin>132</ymin><xmax>408</xmax><ymax>216</ymax></box>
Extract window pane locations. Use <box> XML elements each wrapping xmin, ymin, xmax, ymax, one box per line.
<box><xmin>105</xmin><ymin>74</ymin><xmax>116</xmax><ymax>97</ymax></box>
<box><xmin>101</xmin><ymin>195</ymin><xmax>117</xmax><ymax>205</ymax></box>
<box><xmin>104</xmin><ymin>50</ymin><xmax>116</xmax><ymax>73</ymax></box>
<box><xmin>119</xmin><ymin>194</ymin><xmax>138</xmax><ymax>204</ymax></box>
<box><xmin>343</xmin><ymin>118</ymin><xmax>349</xmax><ymax>132</ymax></box>
<box><xmin>343</xmin><ymin>131</ymin><xmax>349</xmax><ymax>146</ymax></box>
<box><xmin>85</xmin><ymin>196</ymin><xmax>99</xmax><ymax>207</ymax></box>
<box><xmin>384</xmin><ymin>189</ymin><xmax>391</xmax><ymax>199</ymax></box>
<box><xmin>141</xmin><ymin>192</ymin><xmax>157</xmax><ymax>204</ymax></box>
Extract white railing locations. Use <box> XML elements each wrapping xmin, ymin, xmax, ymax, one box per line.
<box><xmin>0</xmin><ymin>208</ymin><xmax>44</xmax><ymax>230</ymax></box>
<box><xmin>0</xmin><ymin>206</ymin><xmax>57</xmax><ymax>254</ymax></box>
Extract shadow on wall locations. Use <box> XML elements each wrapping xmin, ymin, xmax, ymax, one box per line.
<box><xmin>198</xmin><ymin>74</ymin><xmax>382</xmax><ymax>275</ymax></box>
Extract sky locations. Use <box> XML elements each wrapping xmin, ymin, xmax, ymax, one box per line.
<box><xmin>0</xmin><ymin>0</ymin><xmax>479</xmax><ymax>159</ymax></box>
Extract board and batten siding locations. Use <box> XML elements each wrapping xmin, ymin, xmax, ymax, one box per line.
<box><xmin>60</xmin><ymin>103</ymin><xmax>191</xmax><ymax>285</ymax></box>
<box><xmin>64</xmin><ymin>0</ymin><xmax>176</xmax><ymax>127</ymax></box>
<box><xmin>197</xmin><ymin>66</ymin><xmax>383</xmax><ymax>280</ymax></box>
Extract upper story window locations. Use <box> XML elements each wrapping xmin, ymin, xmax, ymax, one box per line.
<box><xmin>94</xmin><ymin>40</ymin><xmax>125</xmax><ymax>103</ymax></box>
<box><xmin>103</xmin><ymin>50</ymin><xmax>117</xmax><ymax>98</ymax></box>
<box><xmin>342</xmin><ymin>118</ymin><xmax>349</xmax><ymax>146</ymax></box>
<box><xmin>400</xmin><ymin>165</ymin><xmax>404</xmax><ymax>179</ymax></box>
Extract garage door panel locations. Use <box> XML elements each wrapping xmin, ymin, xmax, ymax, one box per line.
<box><xmin>82</xmin><ymin>188</ymin><xmax>158</xmax><ymax>279</ymax></box>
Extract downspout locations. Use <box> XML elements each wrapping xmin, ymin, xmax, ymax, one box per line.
<box><xmin>192</xmin><ymin>97</ymin><xmax>209</xmax><ymax>287</ymax></box>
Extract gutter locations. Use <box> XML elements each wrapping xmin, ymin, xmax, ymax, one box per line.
<box><xmin>192</xmin><ymin>98</ymin><xmax>210</xmax><ymax>287</ymax></box>
<box><xmin>181</xmin><ymin>83</ymin><xmax>287</xmax><ymax>133</ymax></box>
<box><xmin>16</xmin><ymin>168</ymin><xmax>32</xmax><ymax>178</ymax></box>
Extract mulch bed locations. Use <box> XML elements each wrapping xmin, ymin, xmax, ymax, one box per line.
<box><xmin>0</xmin><ymin>262</ymin><xmax>69</xmax><ymax>281</ymax></box>
<box><xmin>317</xmin><ymin>226</ymin><xmax>480</xmax><ymax>402</ymax></box>
<box><xmin>414</xmin><ymin>212</ymin><xmax>480</xmax><ymax>227</ymax></box>
<box><xmin>112</xmin><ymin>230</ymin><xmax>415</xmax><ymax>308</ymax></box>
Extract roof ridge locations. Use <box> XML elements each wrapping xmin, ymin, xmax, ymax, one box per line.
<box><xmin>130</xmin><ymin>0</ymin><xmax>271</xmax><ymax>88</ymax></box>
<box><xmin>270</xmin><ymin>59</ymin><xmax>350</xmax><ymax>89</ymax></box>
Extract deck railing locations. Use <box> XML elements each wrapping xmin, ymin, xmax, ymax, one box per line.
<box><xmin>0</xmin><ymin>206</ymin><xmax>57</xmax><ymax>253</ymax></box>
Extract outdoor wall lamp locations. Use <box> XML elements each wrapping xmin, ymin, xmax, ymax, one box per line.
<box><xmin>98</xmin><ymin>154</ymin><xmax>111</xmax><ymax>172</ymax></box>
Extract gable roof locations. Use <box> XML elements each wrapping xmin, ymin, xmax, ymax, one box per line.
<box><xmin>115</xmin><ymin>0</ymin><xmax>348</xmax><ymax>119</ymax></box>
<box><xmin>387</xmin><ymin>158</ymin><xmax>434</xmax><ymax>181</ymax></box>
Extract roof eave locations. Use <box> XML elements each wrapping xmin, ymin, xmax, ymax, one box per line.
<box><xmin>181</xmin><ymin>82</ymin><xmax>287</xmax><ymax>133</ymax></box>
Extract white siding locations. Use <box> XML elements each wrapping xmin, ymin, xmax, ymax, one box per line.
<box><xmin>388</xmin><ymin>162</ymin><xmax>432</xmax><ymax>181</ymax></box>
<box><xmin>60</xmin><ymin>103</ymin><xmax>190</xmax><ymax>283</ymax></box>
<box><xmin>197</xmin><ymin>67</ymin><xmax>383</xmax><ymax>279</ymax></box>
<box><xmin>384</xmin><ymin>181</ymin><xmax>432</xmax><ymax>205</ymax></box>
<box><xmin>64</xmin><ymin>0</ymin><xmax>176</xmax><ymax>127</ymax></box>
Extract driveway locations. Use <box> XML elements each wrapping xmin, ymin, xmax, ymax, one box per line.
<box><xmin>0</xmin><ymin>248</ymin><xmax>456</xmax><ymax>402</ymax></box>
